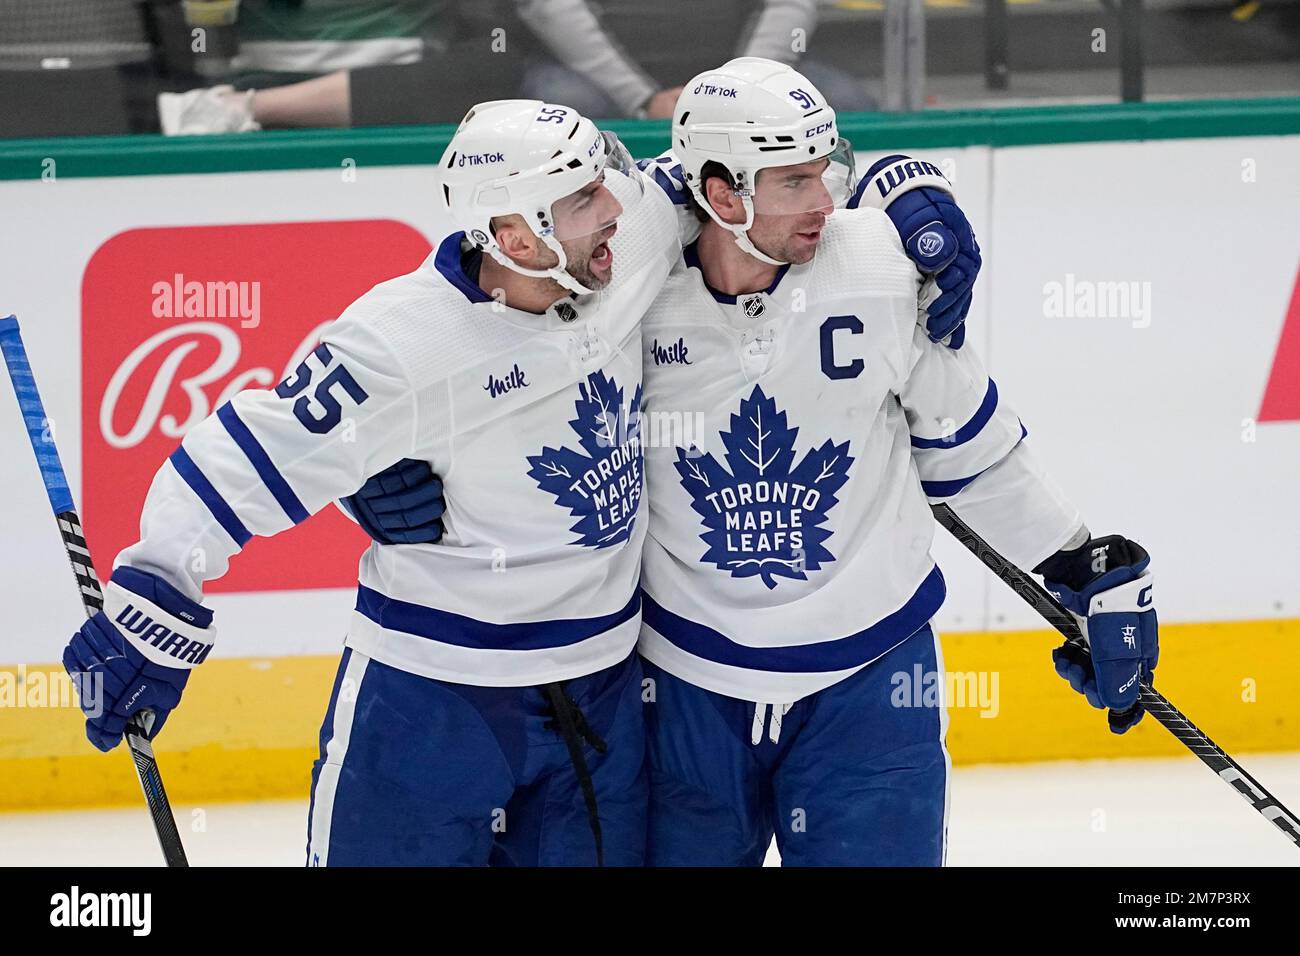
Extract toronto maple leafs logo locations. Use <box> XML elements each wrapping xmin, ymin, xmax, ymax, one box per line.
<box><xmin>675</xmin><ymin>385</ymin><xmax>853</xmax><ymax>589</ymax></box>
<box><xmin>528</xmin><ymin>370</ymin><xmax>644</xmax><ymax>549</ymax></box>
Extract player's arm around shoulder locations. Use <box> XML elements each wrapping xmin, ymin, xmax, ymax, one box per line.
<box><xmin>636</xmin><ymin>150</ymin><xmax>700</xmax><ymax>249</ymax></box>
<box><xmin>850</xmin><ymin>154</ymin><xmax>981</xmax><ymax>349</ymax></box>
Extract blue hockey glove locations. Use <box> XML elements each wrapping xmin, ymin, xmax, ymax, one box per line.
<box><xmin>637</xmin><ymin>153</ymin><xmax>689</xmax><ymax>206</ymax></box>
<box><xmin>62</xmin><ymin>567</ymin><xmax>214</xmax><ymax>752</ymax></box>
<box><xmin>852</xmin><ymin>154</ymin><xmax>981</xmax><ymax>348</ymax></box>
<box><xmin>1035</xmin><ymin>535</ymin><xmax>1158</xmax><ymax>734</ymax></box>
<box><xmin>342</xmin><ymin>458</ymin><xmax>445</xmax><ymax>545</ymax></box>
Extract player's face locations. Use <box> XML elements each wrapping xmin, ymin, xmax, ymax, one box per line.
<box><xmin>551</xmin><ymin>173</ymin><xmax>624</xmax><ymax>291</ymax></box>
<box><xmin>750</xmin><ymin>159</ymin><xmax>835</xmax><ymax>265</ymax></box>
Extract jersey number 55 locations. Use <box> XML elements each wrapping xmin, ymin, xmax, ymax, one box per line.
<box><xmin>275</xmin><ymin>343</ymin><xmax>370</xmax><ymax>434</ymax></box>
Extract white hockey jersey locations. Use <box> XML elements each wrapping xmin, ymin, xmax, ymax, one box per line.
<box><xmin>638</xmin><ymin>206</ymin><xmax>1082</xmax><ymax>702</ymax></box>
<box><xmin>117</xmin><ymin>171</ymin><xmax>680</xmax><ymax>686</ymax></box>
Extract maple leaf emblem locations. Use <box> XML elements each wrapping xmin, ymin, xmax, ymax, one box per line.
<box><xmin>527</xmin><ymin>370</ymin><xmax>644</xmax><ymax>549</ymax></box>
<box><xmin>674</xmin><ymin>385</ymin><xmax>853</xmax><ymax>589</ymax></box>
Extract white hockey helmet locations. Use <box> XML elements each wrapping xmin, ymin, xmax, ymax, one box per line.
<box><xmin>439</xmin><ymin>99</ymin><xmax>641</xmax><ymax>295</ymax></box>
<box><xmin>673</xmin><ymin>57</ymin><xmax>856</xmax><ymax>265</ymax></box>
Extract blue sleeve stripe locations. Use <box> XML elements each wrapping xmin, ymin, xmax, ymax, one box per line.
<box><xmin>920</xmin><ymin>473</ymin><xmax>983</xmax><ymax>498</ymax></box>
<box><xmin>910</xmin><ymin>379</ymin><xmax>999</xmax><ymax>450</ymax></box>
<box><xmin>217</xmin><ymin>403</ymin><xmax>310</xmax><ymax>525</ymax></box>
<box><xmin>169</xmin><ymin>446</ymin><xmax>252</xmax><ymax>547</ymax></box>
<box><xmin>920</xmin><ymin>424</ymin><xmax>1028</xmax><ymax>499</ymax></box>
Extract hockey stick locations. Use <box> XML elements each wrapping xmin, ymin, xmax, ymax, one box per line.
<box><xmin>932</xmin><ymin>501</ymin><xmax>1300</xmax><ymax>851</ymax></box>
<box><xmin>0</xmin><ymin>315</ymin><xmax>189</xmax><ymax>868</ymax></box>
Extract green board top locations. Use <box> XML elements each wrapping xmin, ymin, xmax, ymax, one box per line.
<box><xmin>2</xmin><ymin>96</ymin><xmax>1298</xmax><ymax>181</ymax></box>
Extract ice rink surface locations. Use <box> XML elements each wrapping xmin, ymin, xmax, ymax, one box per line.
<box><xmin>2</xmin><ymin>754</ymin><xmax>1297</xmax><ymax>867</ymax></box>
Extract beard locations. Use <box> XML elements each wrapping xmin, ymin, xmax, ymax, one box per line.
<box><xmin>749</xmin><ymin>212</ymin><xmax>827</xmax><ymax>265</ymax></box>
<box><xmin>559</xmin><ymin>231</ymin><xmax>614</xmax><ymax>292</ymax></box>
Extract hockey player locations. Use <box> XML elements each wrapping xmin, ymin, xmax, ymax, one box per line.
<box><xmin>334</xmin><ymin>66</ymin><xmax>1049</xmax><ymax>864</ymax></box>
<box><xmin>60</xmin><ymin>99</ymin><xmax>683</xmax><ymax>866</ymax></box>
<box><xmin>632</xmin><ymin>58</ymin><xmax>1159</xmax><ymax>865</ymax></box>
<box><xmin>347</xmin><ymin>59</ymin><xmax>1158</xmax><ymax>867</ymax></box>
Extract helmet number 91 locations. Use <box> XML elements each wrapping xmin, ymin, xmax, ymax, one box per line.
<box><xmin>788</xmin><ymin>89</ymin><xmax>816</xmax><ymax>110</ymax></box>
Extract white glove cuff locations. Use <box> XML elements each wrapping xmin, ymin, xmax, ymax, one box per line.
<box><xmin>857</xmin><ymin>157</ymin><xmax>954</xmax><ymax>212</ymax></box>
<box><xmin>103</xmin><ymin>580</ymin><xmax>217</xmax><ymax>670</ymax></box>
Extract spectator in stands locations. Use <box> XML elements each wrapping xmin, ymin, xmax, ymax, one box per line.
<box><xmin>158</xmin><ymin>0</ymin><xmax>522</xmax><ymax>133</ymax></box>
<box><xmin>512</xmin><ymin>0</ymin><xmax>875</xmax><ymax>119</ymax></box>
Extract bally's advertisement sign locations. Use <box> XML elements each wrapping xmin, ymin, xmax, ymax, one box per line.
<box><xmin>81</xmin><ymin>220</ymin><xmax>432</xmax><ymax>592</ymax></box>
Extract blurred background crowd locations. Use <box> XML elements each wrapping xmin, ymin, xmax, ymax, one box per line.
<box><xmin>0</xmin><ymin>0</ymin><xmax>1296</xmax><ymax>138</ymax></box>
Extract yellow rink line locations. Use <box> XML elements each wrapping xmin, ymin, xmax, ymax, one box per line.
<box><xmin>1</xmin><ymin>618</ymin><xmax>1296</xmax><ymax>811</ymax></box>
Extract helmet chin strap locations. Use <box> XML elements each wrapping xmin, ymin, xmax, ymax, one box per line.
<box><xmin>485</xmin><ymin>234</ymin><xmax>599</xmax><ymax>297</ymax></box>
<box><xmin>694</xmin><ymin>186</ymin><xmax>788</xmax><ymax>267</ymax></box>
<box><xmin>731</xmin><ymin>229</ymin><xmax>786</xmax><ymax>268</ymax></box>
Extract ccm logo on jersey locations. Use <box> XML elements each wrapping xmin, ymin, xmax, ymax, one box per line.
<box><xmin>114</xmin><ymin>604</ymin><xmax>214</xmax><ymax>665</ymax></box>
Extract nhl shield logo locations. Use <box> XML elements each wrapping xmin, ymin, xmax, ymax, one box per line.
<box><xmin>741</xmin><ymin>295</ymin><xmax>766</xmax><ymax>318</ymax></box>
